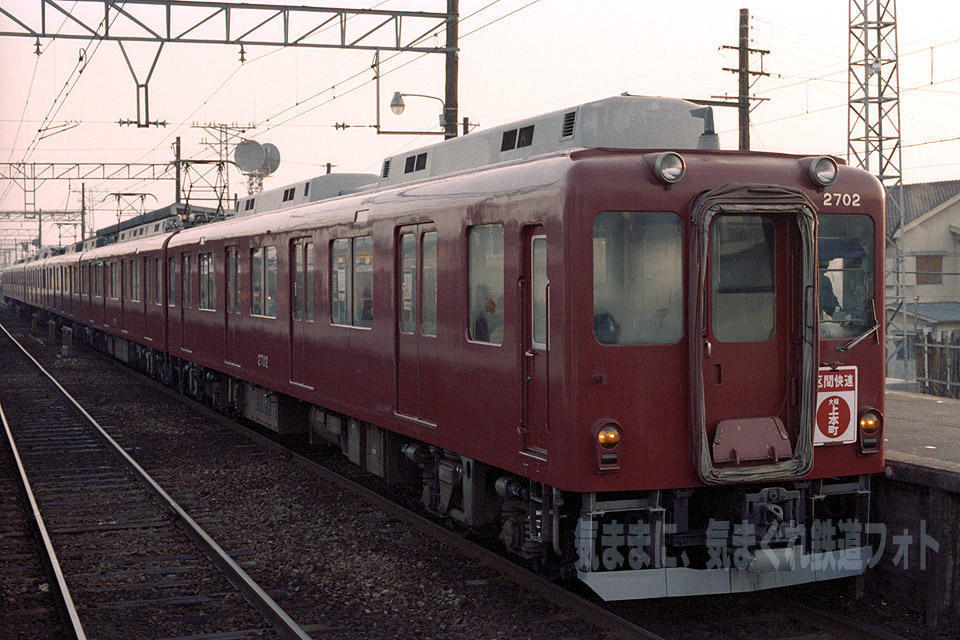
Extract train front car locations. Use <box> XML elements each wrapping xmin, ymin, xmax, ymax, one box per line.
<box><xmin>559</xmin><ymin>123</ymin><xmax>885</xmax><ymax>598</ymax></box>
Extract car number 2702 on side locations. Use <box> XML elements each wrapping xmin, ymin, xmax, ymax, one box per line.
<box><xmin>257</xmin><ymin>354</ymin><xmax>269</xmax><ymax>368</ymax></box>
<box><xmin>823</xmin><ymin>192</ymin><xmax>861</xmax><ymax>207</ymax></box>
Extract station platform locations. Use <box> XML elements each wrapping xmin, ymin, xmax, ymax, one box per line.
<box><xmin>884</xmin><ymin>389</ymin><xmax>960</xmax><ymax>491</ymax></box>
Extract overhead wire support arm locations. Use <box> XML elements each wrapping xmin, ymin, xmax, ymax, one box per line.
<box><xmin>0</xmin><ymin>0</ymin><xmax>456</xmax><ymax>52</ymax></box>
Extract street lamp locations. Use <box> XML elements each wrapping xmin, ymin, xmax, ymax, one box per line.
<box><xmin>390</xmin><ymin>91</ymin><xmax>446</xmax><ymax>127</ymax></box>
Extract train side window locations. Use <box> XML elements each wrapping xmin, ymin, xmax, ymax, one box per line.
<box><xmin>110</xmin><ymin>261</ymin><xmax>119</xmax><ymax>299</ymax></box>
<box><xmin>199</xmin><ymin>252</ymin><xmax>215</xmax><ymax>310</ymax></box>
<box><xmin>422</xmin><ymin>231</ymin><xmax>438</xmax><ymax>336</ymax></box>
<box><xmin>226</xmin><ymin>247</ymin><xmax>238</xmax><ymax>313</ymax></box>
<box><xmin>305</xmin><ymin>242</ymin><xmax>314</xmax><ymax>321</ymax></box>
<box><xmin>468</xmin><ymin>224</ymin><xmax>504</xmax><ymax>344</ymax></box>
<box><xmin>250</xmin><ymin>246</ymin><xmax>277</xmax><ymax>317</ymax></box>
<box><xmin>712</xmin><ymin>215</ymin><xmax>775</xmax><ymax>343</ymax></box>
<box><xmin>168</xmin><ymin>257</ymin><xmax>177</xmax><ymax>306</ymax></box>
<box><xmin>399</xmin><ymin>233</ymin><xmax>417</xmax><ymax>334</ymax></box>
<box><xmin>593</xmin><ymin>211</ymin><xmax>682</xmax><ymax>345</ymax></box>
<box><xmin>331</xmin><ymin>239</ymin><xmax>352</xmax><ymax>325</ymax></box>
<box><xmin>129</xmin><ymin>259</ymin><xmax>141</xmax><ymax>301</ymax></box>
<box><xmin>352</xmin><ymin>236</ymin><xmax>374</xmax><ymax>328</ymax></box>
<box><xmin>155</xmin><ymin>258</ymin><xmax>162</xmax><ymax>305</ymax></box>
<box><xmin>182</xmin><ymin>254</ymin><xmax>192</xmax><ymax>308</ymax></box>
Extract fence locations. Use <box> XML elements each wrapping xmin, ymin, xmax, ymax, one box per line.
<box><xmin>914</xmin><ymin>331</ymin><xmax>960</xmax><ymax>399</ymax></box>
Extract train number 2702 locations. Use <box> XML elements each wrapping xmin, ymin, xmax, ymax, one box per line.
<box><xmin>257</xmin><ymin>354</ymin><xmax>269</xmax><ymax>368</ymax></box>
<box><xmin>823</xmin><ymin>192</ymin><xmax>861</xmax><ymax>207</ymax></box>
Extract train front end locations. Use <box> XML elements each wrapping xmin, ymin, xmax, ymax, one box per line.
<box><xmin>566</xmin><ymin>146</ymin><xmax>886</xmax><ymax>599</ymax></box>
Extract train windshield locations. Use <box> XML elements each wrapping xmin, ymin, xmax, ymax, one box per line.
<box><xmin>592</xmin><ymin>211</ymin><xmax>682</xmax><ymax>345</ymax></box>
<box><xmin>818</xmin><ymin>214</ymin><xmax>875</xmax><ymax>339</ymax></box>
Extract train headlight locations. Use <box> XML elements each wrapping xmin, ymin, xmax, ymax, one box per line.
<box><xmin>858</xmin><ymin>408</ymin><xmax>882</xmax><ymax>454</ymax></box>
<box><xmin>597</xmin><ymin>424</ymin><xmax>622</xmax><ymax>449</ymax></box>
<box><xmin>654</xmin><ymin>152</ymin><xmax>686</xmax><ymax>185</ymax></box>
<box><xmin>808</xmin><ymin>156</ymin><xmax>839</xmax><ymax>186</ymax></box>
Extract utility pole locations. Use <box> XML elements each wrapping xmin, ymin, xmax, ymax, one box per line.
<box><xmin>174</xmin><ymin>137</ymin><xmax>182</xmax><ymax>204</ymax></box>
<box><xmin>81</xmin><ymin>183</ymin><xmax>86</xmax><ymax>241</ymax></box>
<box><xmin>444</xmin><ymin>0</ymin><xmax>459</xmax><ymax>139</ymax></box>
<box><xmin>689</xmin><ymin>8</ymin><xmax>769</xmax><ymax>149</ymax></box>
<box><xmin>721</xmin><ymin>8</ymin><xmax>769</xmax><ymax>150</ymax></box>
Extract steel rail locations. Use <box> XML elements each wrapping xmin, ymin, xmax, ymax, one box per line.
<box><xmin>780</xmin><ymin>597</ymin><xmax>911</xmax><ymax>640</ymax></box>
<box><xmin>0</xmin><ymin>399</ymin><xmax>87</xmax><ymax>640</ymax></box>
<box><xmin>73</xmin><ymin>338</ymin><xmax>669</xmax><ymax>640</ymax></box>
<box><xmin>0</xmin><ymin>321</ymin><xmax>314</xmax><ymax>640</ymax></box>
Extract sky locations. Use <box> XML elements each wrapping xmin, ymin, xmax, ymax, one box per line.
<box><xmin>2</xmin><ymin>0</ymin><xmax>960</xmax><ymax>248</ymax></box>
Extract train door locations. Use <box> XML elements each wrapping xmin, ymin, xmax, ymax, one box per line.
<box><xmin>520</xmin><ymin>226</ymin><xmax>550</xmax><ymax>456</ymax></box>
<box><xmin>224</xmin><ymin>246</ymin><xmax>240</xmax><ymax>365</ymax></box>
<box><xmin>289</xmin><ymin>239</ymin><xmax>314</xmax><ymax>386</ymax></box>
<box><xmin>395</xmin><ymin>224</ymin><xmax>438</xmax><ymax>424</ymax></box>
<box><xmin>700</xmin><ymin>212</ymin><xmax>803</xmax><ymax>468</ymax></box>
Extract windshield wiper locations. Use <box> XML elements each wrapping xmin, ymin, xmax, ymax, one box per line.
<box><xmin>835</xmin><ymin>323</ymin><xmax>879</xmax><ymax>352</ymax></box>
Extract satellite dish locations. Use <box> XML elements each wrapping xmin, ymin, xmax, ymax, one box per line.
<box><xmin>261</xmin><ymin>143</ymin><xmax>281</xmax><ymax>176</ymax></box>
<box><xmin>234</xmin><ymin>140</ymin><xmax>265</xmax><ymax>173</ymax></box>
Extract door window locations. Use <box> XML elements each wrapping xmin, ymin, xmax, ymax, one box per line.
<box><xmin>531</xmin><ymin>236</ymin><xmax>548</xmax><ymax>347</ymax></box>
<box><xmin>712</xmin><ymin>215</ymin><xmax>775</xmax><ymax>343</ymax></box>
<box><xmin>400</xmin><ymin>233</ymin><xmax>417</xmax><ymax>334</ymax></box>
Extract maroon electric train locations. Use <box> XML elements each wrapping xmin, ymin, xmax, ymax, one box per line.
<box><xmin>2</xmin><ymin>96</ymin><xmax>885</xmax><ymax>599</ymax></box>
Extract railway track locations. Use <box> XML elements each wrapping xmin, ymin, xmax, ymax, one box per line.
<box><xmin>0</xmin><ymin>321</ymin><xmax>311</xmax><ymax>639</ymax></box>
<box><xmin>0</xmin><ymin>307</ymin><xmax>919</xmax><ymax>640</ymax></box>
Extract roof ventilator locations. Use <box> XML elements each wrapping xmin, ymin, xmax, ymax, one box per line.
<box><xmin>561</xmin><ymin>110</ymin><xmax>576</xmax><ymax>138</ymax></box>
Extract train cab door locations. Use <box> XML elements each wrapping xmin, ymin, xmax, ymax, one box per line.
<box><xmin>701</xmin><ymin>212</ymin><xmax>801</xmax><ymax>465</ymax></box>
<box><xmin>289</xmin><ymin>239</ymin><xmax>314</xmax><ymax>387</ymax></box>
<box><xmin>224</xmin><ymin>246</ymin><xmax>240</xmax><ymax>365</ymax></box>
<box><xmin>520</xmin><ymin>226</ymin><xmax>550</xmax><ymax>457</ymax></box>
<box><xmin>395</xmin><ymin>224</ymin><xmax>438</xmax><ymax>424</ymax></box>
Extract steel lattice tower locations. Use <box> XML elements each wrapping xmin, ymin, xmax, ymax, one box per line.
<box><xmin>847</xmin><ymin>0</ymin><xmax>907</xmax><ymax>373</ymax></box>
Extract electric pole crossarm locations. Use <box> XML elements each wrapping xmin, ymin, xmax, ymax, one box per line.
<box><xmin>1</xmin><ymin>0</ymin><xmax>456</xmax><ymax>53</ymax></box>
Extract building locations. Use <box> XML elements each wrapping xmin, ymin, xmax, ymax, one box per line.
<box><xmin>885</xmin><ymin>179</ymin><xmax>960</xmax><ymax>378</ymax></box>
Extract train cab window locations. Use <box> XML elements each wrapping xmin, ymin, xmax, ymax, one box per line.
<box><xmin>818</xmin><ymin>215</ymin><xmax>875</xmax><ymax>339</ymax></box>
<box><xmin>199</xmin><ymin>252</ymin><xmax>216</xmax><ymax>310</ymax></box>
<box><xmin>593</xmin><ymin>212</ymin><xmax>682</xmax><ymax>345</ymax></box>
<box><xmin>422</xmin><ymin>232</ymin><xmax>438</xmax><ymax>336</ymax></box>
<box><xmin>468</xmin><ymin>224</ymin><xmax>504</xmax><ymax>344</ymax></box>
<box><xmin>712</xmin><ymin>215</ymin><xmax>775</xmax><ymax>343</ymax></box>
<box><xmin>168</xmin><ymin>257</ymin><xmax>177</xmax><ymax>306</ymax></box>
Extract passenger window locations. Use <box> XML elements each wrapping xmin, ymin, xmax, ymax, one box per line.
<box><xmin>292</xmin><ymin>242</ymin><xmax>309</xmax><ymax>321</ymax></box>
<box><xmin>331</xmin><ymin>239</ymin><xmax>352</xmax><ymax>325</ymax></box>
<box><xmin>593</xmin><ymin>212</ymin><xmax>682</xmax><ymax>345</ymax></box>
<box><xmin>168</xmin><ymin>257</ymin><xmax>177</xmax><ymax>306</ymax></box>
<box><xmin>400</xmin><ymin>233</ymin><xmax>417</xmax><ymax>334</ymax></box>
<box><xmin>352</xmin><ymin>236</ymin><xmax>374</xmax><ymax>328</ymax></box>
<box><xmin>182</xmin><ymin>255</ymin><xmax>192</xmax><ymax>307</ymax></box>
<box><xmin>226</xmin><ymin>247</ymin><xmax>238</xmax><ymax>313</ymax></box>
<box><xmin>818</xmin><ymin>215</ymin><xmax>874</xmax><ymax>339</ymax></box>
<box><xmin>712</xmin><ymin>215</ymin><xmax>775</xmax><ymax>343</ymax></box>
<box><xmin>531</xmin><ymin>236</ymin><xmax>547</xmax><ymax>347</ymax></box>
<box><xmin>468</xmin><ymin>224</ymin><xmax>504</xmax><ymax>344</ymax></box>
<box><xmin>422</xmin><ymin>232</ymin><xmax>438</xmax><ymax>336</ymax></box>
<box><xmin>250</xmin><ymin>246</ymin><xmax>277</xmax><ymax>317</ymax></box>
<box><xmin>199</xmin><ymin>252</ymin><xmax>215</xmax><ymax>310</ymax></box>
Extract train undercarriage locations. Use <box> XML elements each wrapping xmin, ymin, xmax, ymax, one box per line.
<box><xmin>14</xmin><ymin>303</ymin><xmax>877</xmax><ymax>600</ymax></box>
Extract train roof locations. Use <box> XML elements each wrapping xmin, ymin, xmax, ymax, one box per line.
<box><xmin>377</xmin><ymin>95</ymin><xmax>706</xmax><ymax>187</ymax></box>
